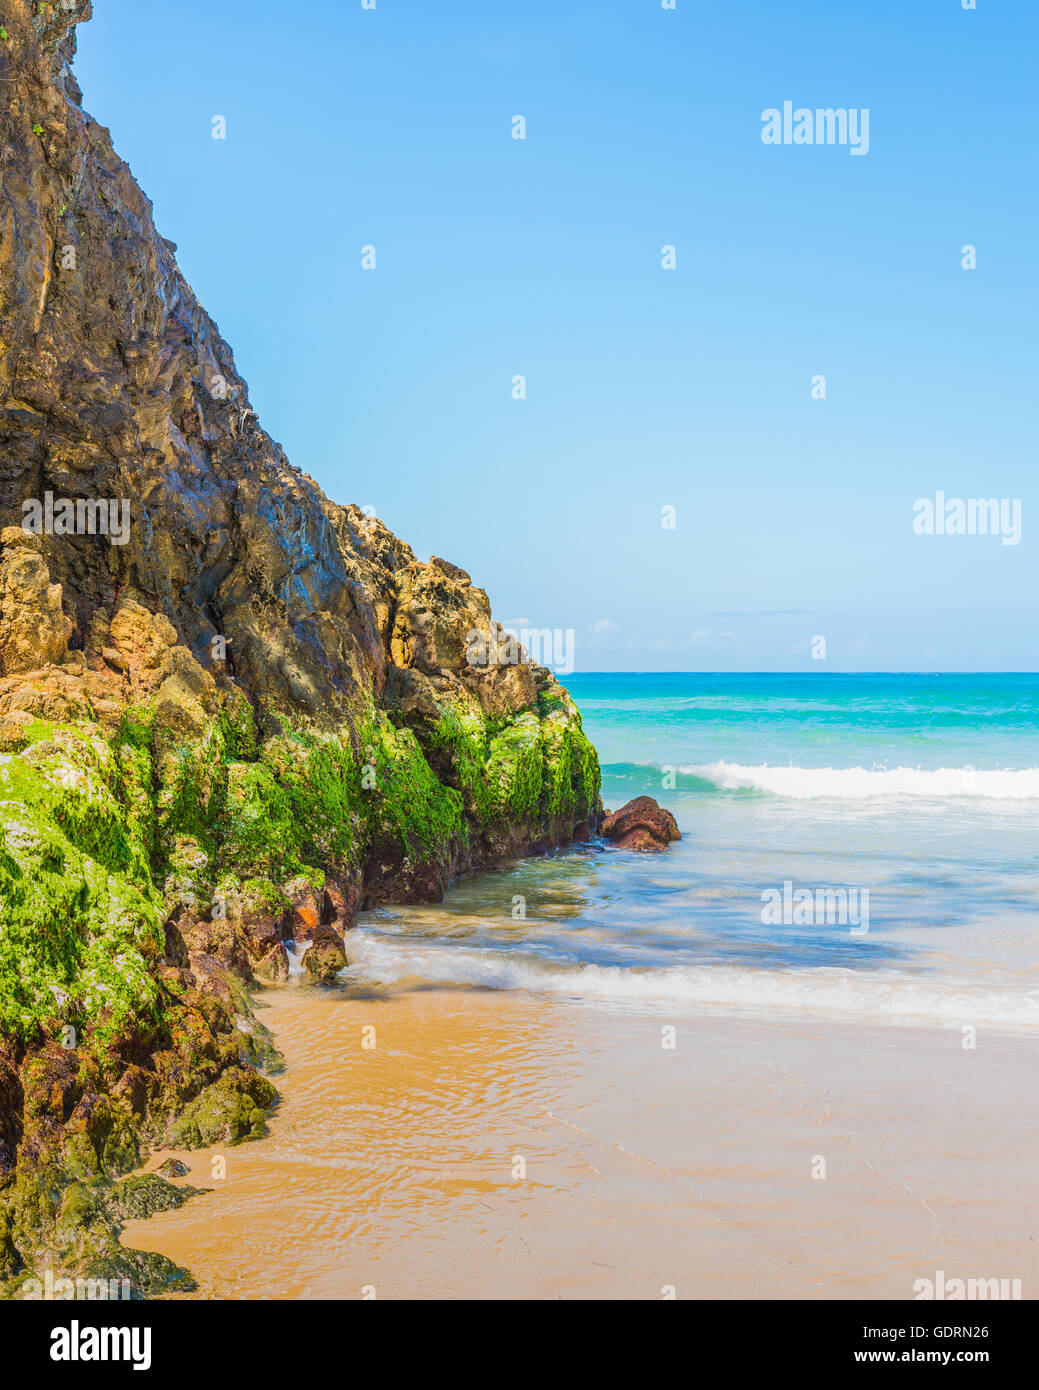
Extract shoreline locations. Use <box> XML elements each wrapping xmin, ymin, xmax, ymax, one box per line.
<box><xmin>121</xmin><ymin>983</ymin><xmax>1039</xmax><ymax>1300</ymax></box>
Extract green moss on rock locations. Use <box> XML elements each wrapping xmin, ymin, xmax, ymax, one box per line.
<box><xmin>166</xmin><ymin>1069</ymin><xmax>277</xmax><ymax>1148</ymax></box>
<box><xmin>368</xmin><ymin>717</ymin><xmax>465</xmax><ymax>859</ymax></box>
<box><xmin>0</xmin><ymin>1170</ymin><xmax>197</xmax><ymax>1300</ymax></box>
<box><xmin>0</xmin><ymin>733</ymin><xmax>164</xmax><ymax>1048</ymax></box>
<box><xmin>105</xmin><ymin>1173</ymin><xmax>204</xmax><ymax>1222</ymax></box>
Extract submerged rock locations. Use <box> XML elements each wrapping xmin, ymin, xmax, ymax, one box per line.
<box><xmin>601</xmin><ymin>796</ymin><xmax>681</xmax><ymax>852</ymax></box>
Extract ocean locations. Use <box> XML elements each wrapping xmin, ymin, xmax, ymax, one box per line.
<box><xmin>344</xmin><ymin>674</ymin><xmax>1039</xmax><ymax>1034</ymax></box>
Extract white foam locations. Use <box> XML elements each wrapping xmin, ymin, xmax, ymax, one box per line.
<box><xmin>344</xmin><ymin>933</ymin><xmax>1039</xmax><ymax>1032</ymax></box>
<box><xmin>681</xmin><ymin>761</ymin><xmax>1039</xmax><ymax>800</ymax></box>
<box><xmin>285</xmin><ymin>940</ymin><xmax>309</xmax><ymax>979</ymax></box>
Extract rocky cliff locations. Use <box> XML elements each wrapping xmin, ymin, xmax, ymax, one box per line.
<box><xmin>0</xmin><ymin>1</ymin><xmax>600</xmax><ymax>1294</ymax></box>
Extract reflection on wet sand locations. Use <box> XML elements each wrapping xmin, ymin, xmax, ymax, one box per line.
<box><xmin>122</xmin><ymin>982</ymin><xmax>1039</xmax><ymax>1299</ymax></box>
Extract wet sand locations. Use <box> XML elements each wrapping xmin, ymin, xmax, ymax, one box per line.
<box><xmin>122</xmin><ymin>984</ymin><xmax>1039</xmax><ymax>1299</ymax></box>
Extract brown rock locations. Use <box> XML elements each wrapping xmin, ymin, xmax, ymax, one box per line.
<box><xmin>187</xmin><ymin>951</ymin><xmax>237</xmax><ymax>1005</ymax></box>
<box><xmin>112</xmin><ymin>1064</ymin><xmax>154</xmax><ymax>1121</ymax></box>
<box><xmin>222</xmin><ymin>881</ymin><xmax>290</xmax><ymax>962</ymax></box>
<box><xmin>154</xmin><ymin>1157</ymin><xmax>190</xmax><ymax>1180</ymax></box>
<box><xmin>0</xmin><ymin>707</ymin><xmax>34</xmax><ymax>751</ymax></box>
<box><xmin>151</xmin><ymin>646</ymin><xmax>219</xmax><ymax>753</ymax></box>
<box><xmin>236</xmin><ymin>912</ymin><xmax>281</xmax><ymax>960</ymax></box>
<box><xmin>469</xmin><ymin>660</ymin><xmax>538</xmax><ymax>720</ymax></box>
<box><xmin>101</xmin><ymin>646</ymin><xmax>128</xmax><ymax>674</ymax></box>
<box><xmin>322</xmin><ymin>876</ymin><xmax>360</xmax><ymax>929</ymax></box>
<box><xmin>429</xmin><ymin>556</ymin><xmax>471</xmax><ymax>585</ymax></box>
<box><xmin>0</xmin><ymin>531</ymin><xmax>73</xmax><ymax>674</ymax></box>
<box><xmin>108</xmin><ymin>601</ymin><xmax>178</xmax><ymax>669</ymax></box>
<box><xmin>600</xmin><ymin>796</ymin><xmax>680</xmax><ymax>852</ymax></box>
<box><xmin>254</xmin><ymin>943</ymin><xmax>290</xmax><ymax>982</ymax></box>
<box><xmin>0</xmin><ymin>6</ymin><xmax>594</xmax><ymax>758</ymax></box>
<box><xmin>282</xmin><ymin>877</ymin><xmax>323</xmax><ymax>942</ymax></box>
<box><xmin>89</xmin><ymin>696</ymin><xmax>123</xmax><ymax>724</ymax></box>
<box><xmin>301</xmin><ymin>926</ymin><xmax>347</xmax><ymax>983</ymax></box>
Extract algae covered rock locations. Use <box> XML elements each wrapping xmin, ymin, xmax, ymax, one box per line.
<box><xmin>166</xmin><ymin>1070</ymin><xmax>277</xmax><ymax>1149</ymax></box>
<box><xmin>153</xmin><ymin>1158</ymin><xmax>189</xmax><ymax>1180</ymax></box>
<box><xmin>0</xmin><ymin>726</ymin><xmax>164</xmax><ymax>1047</ymax></box>
<box><xmin>104</xmin><ymin>1173</ymin><xmax>203</xmax><ymax>1222</ymax></box>
<box><xmin>0</xmin><ymin>1169</ymin><xmax>197</xmax><ymax>1301</ymax></box>
<box><xmin>302</xmin><ymin>926</ymin><xmax>348</xmax><ymax>984</ymax></box>
<box><xmin>254</xmin><ymin>942</ymin><xmax>290</xmax><ymax>982</ymax></box>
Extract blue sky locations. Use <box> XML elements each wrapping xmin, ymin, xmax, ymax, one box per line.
<box><xmin>75</xmin><ymin>0</ymin><xmax>1037</xmax><ymax>672</ymax></box>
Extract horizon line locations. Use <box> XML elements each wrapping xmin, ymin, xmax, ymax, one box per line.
<box><xmin>561</xmin><ymin>670</ymin><xmax>1039</xmax><ymax>677</ymax></box>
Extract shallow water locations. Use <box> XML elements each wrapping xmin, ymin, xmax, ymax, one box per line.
<box><xmin>347</xmin><ymin>675</ymin><xmax>1039</xmax><ymax>1033</ymax></box>
<box><xmin>124</xmin><ymin>986</ymin><xmax>1039</xmax><ymax>1299</ymax></box>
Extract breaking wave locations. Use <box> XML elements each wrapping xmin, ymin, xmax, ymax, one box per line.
<box><xmin>673</xmin><ymin>761</ymin><xmax>1039</xmax><ymax>800</ymax></box>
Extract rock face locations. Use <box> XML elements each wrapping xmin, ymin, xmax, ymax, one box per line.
<box><xmin>601</xmin><ymin>797</ymin><xmax>680</xmax><ymax>852</ymax></box>
<box><xmin>0</xmin><ymin>526</ymin><xmax>74</xmax><ymax>671</ymax></box>
<box><xmin>0</xmin><ymin>1</ymin><xmax>602</xmax><ymax>1292</ymax></box>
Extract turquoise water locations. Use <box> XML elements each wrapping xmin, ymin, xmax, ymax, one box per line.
<box><xmin>346</xmin><ymin>675</ymin><xmax>1039</xmax><ymax>1033</ymax></box>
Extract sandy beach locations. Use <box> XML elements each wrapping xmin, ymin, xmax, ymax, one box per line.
<box><xmin>121</xmin><ymin>982</ymin><xmax>1039</xmax><ymax>1300</ymax></box>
